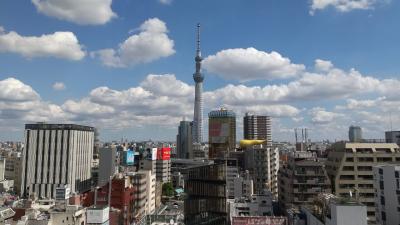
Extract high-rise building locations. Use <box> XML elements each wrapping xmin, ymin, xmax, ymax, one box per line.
<box><xmin>98</xmin><ymin>147</ymin><xmax>117</xmax><ymax>187</ymax></box>
<box><xmin>140</xmin><ymin>147</ymin><xmax>171</xmax><ymax>183</ymax></box>
<box><xmin>192</xmin><ymin>23</ymin><xmax>204</xmax><ymax>144</ymax></box>
<box><xmin>349</xmin><ymin>125</ymin><xmax>362</xmax><ymax>142</ymax></box>
<box><xmin>184</xmin><ymin>161</ymin><xmax>228</xmax><ymax>225</ymax></box>
<box><xmin>243</xmin><ymin>141</ymin><xmax>279</xmax><ymax>197</ymax></box>
<box><xmin>385</xmin><ymin>131</ymin><xmax>400</xmax><ymax>145</ymax></box>
<box><xmin>373</xmin><ymin>165</ymin><xmax>400</xmax><ymax>225</ymax></box>
<box><xmin>177</xmin><ymin>121</ymin><xmax>193</xmax><ymax>159</ymax></box>
<box><xmin>326</xmin><ymin>142</ymin><xmax>400</xmax><ymax>223</ymax></box>
<box><xmin>243</xmin><ymin>113</ymin><xmax>272</xmax><ymax>145</ymax></box>
<box><xmin>208</xmin><ymin>108</ymin><xmax>236</xmax><ymax>159</ymax></box>
<box><xmin>21</xmin><ymin>123</ymin><xmax>94</xmax><ymax>199</ymax></box>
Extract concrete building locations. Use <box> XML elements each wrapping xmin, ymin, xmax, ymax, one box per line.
<box><xmin>243</xmin><ymin>113</ymin><xmax>272</xmax><ymax>145</ymax></box>
<box><xmin>86</xmin><ymin>206</ymin><xmax>110</xmax><ymax>225</ymax></box>
<box><xmin>233</xmin><ymin>170</ymin><xmax>253</xmax><ymax>199</ymax></box>
<box><xmin>224</xmin><ymin>159</ymin><xmax>239</xmax><ymax>199</ymax></box>
<box><xmin>21</xmin><ymin>123</ymin><xmax>95</xmax><ymax>199</ymax></box>
<box><xmin>192</xmin><ymin>143</ymin><xmax>208</xmax><ymax>159</ymax></box>
<box><xmin>300</xmin><ymin>194</ymin><xmax>367</xmax><ymax>225</ymax></box>
<box><xmin>385</xmin><ymin>131</ymin><xmax>400</xmax><ymax>145</ymax></box>
<box><xmin>228</xmin><ymin>191</ymin><xmax>273</xmax><ymax>220</ymax></box>
<box><xmin>140</xmin><ymin>148</ymin><xmax>171</xmax><ymax>183</ymax></box>
<box><xmin>131</xmin><ymin>172</ymin><xmax>147</xmax><ymax>222</ymax></box>
<box><xmin>83</xmin><ymin>174</ymin><xmax>135</xmax><ymax>225</ymax></box>
<box><xmin>177</xmin><ymin>121</ymin><xmax>193</xmax><ymax>159</ymax></box>
<box><xmin>49</xmin><ymin>205</ymin><xmax>86</xmax><ymax>225</ymax></box>
<box><xmin>137</xmin><ymin>170</ymin><xmax>156</xmax><ymax>215</ymax></box>
<box><xmin>0</xmin><ymin>158</ymin><xmax>4</xmax><ymax>181</ymax></box>
<box><xmin>279</xmin><ymin>151</ymin><xmax>331</xmax><ymax>208</ymax></box>
<box><xmin>326</xmin><ymin>142</ymin><xmax>400</xmax><ymax>223</ymax></box>
<box><xmin>184</xmin><ymin>161</ymin><xmax>228</xmax><ymax>225</ymax></box>
<box><xmin>156</xmin><ymin>160</ymin><xmax>171</xmax><ymax>183</ymax></box>
<box><xmin>208</xmin><ymin>108</ymin><xmax>236</xmax><ymax>159</ymax></box>
<box><xmin>373</xmin><ymin>165</ymin><xmax>400</xmax><ymax>225</ymax></box>
<box><xmin>243</xmin><ymin>142</ymin><xmax>279</xmax><ymax>197</ymax></box>
<box><xmin>98</xmin><ymin>147</ymin><xmax>117</xmax><ymax>187</ymax></box>
<box><xmin>4</xmin><ymin>151</ymin><xmax>22</xmax><ymax>194</ymax></box>
<box><xmin>349</xmin><ymin>125</ymin><xmax>362</xmax><ymax>143</ymax></box>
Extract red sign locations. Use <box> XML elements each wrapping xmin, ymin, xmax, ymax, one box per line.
<box><xmin>157</xmin><ymin>147</ymin><xmax>171</xmax><ymax>160</ymax></box>
<box><xmin>232</xmin><ymin>217</ymin><xmax>287</xmax><ymax>225</ymax></box>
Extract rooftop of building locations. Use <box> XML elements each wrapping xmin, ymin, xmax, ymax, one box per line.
<box><xmin>331</xmin><ymin>141</ymin><xmax>399</xmax><ymax>151</ymax></box>
<box><xmin>25</xmin><ymin>123</ymin><xmax>94</xmax><ymax>131</ymax></box>
<box><xmin>208</xmin><ymin>108</ymin><xmax>236</xmax><ymax>118</ymax></box>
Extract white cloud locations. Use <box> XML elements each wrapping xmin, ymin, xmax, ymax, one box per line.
<box><xmin>2</xmin><ymin>56</ymin><xmax>400</xmax><ymax>141</ymax></box>
<box><xmin>344</xmin><ymin>97</ymin><xmax>384</xmax><ymax>109</ymax></box>
<box><xmin>309</xmin><ymin>107</ymin><xmax>344</xmax><ymax>124</ymax></box>
<box><xmin>159</xmin><ymin>0</ymin><xmax>173</xmax><ymax>5</ymax></box>
<box><xmin>0</xmin><ymin>78</ymin><xmax>39</xmax><ymax>101</ymax></box>
<box><xmin>52</xmin><ymin>82</ymin><xmax>66</xmax><ymax>91</ymax></box>
<box><xmin>310</xmin><ymin>0</ymin><xmax>387</xmax><ymax>14</ymax></box>
<box><xmin>32</xmin><ymin>0</ymin><xmax>116</xmax><ymax>25</ymax></box>
<box><xmin>93</xmin><ymin>18</ymin><xmax>175</xmax><ymax>67</ymax></box>
<box><xmin>0</xmin><ymin>78</ymin><xmax>71</xmax><ymax>124</ymax></box>
<box><xmin>203</xmin><ymin>48</ymin><xmax>304</xmax><ymax>81</ymax></box>
<box><xmin>204</xmin><ymin>62</ymin><xmax>380</xmax><ymax>106</ymax></box>
<box><xmin>140</xmin><ymin>74</ymin><xmax>193</xmax><ymax>97</ymax></box>
<box><xmin>62</xmin><ymin>98</ymin><xmax>114</xmax><ymax>116</ymax></box>
<box><xmin>314</xmin><ymin>59</ymin><xmax>334</xmax><ymax>72</ymax></box>
<box><xmin>0</xmin><ymin>28</ymin><xmax>85</xmax><ymax>60</ymax></box>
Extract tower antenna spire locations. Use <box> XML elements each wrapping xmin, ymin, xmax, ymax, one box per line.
<box><xmin>196</xmin><ymin>23</ymin><xmax>201</xmax><ymax>58</ymax></box>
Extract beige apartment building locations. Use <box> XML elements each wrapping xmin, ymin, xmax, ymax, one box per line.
<box><xmin>279</xmin><ymin>151</ymin><xmax>331</xmax><ymax>208</ymax></box>
<box><xmin>326</xmin><ymin>142</ymin><xmax>400</xmax><ymax>224</ymax></box>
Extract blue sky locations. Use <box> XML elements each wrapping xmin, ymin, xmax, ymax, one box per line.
<box><xmin>0</xmin><ymin>0</ymin><xmax>399</xmax><ymax>142</ymax></box>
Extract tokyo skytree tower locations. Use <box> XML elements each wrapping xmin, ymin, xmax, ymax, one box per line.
<box><xmin>192</xmin><ymin>23</ymin><xmax>204</xmax><ymax>144</ymax></box>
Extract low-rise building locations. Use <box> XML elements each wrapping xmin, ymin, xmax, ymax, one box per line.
<box><xmin>300</xmin><ymin>194</ymin><xmax>367</xmax><ymax>225</ymax></box>
<box><xmin>228</xmin><ymin>191</ymin><xmax>273</xmax><ymax>221</ymax></box>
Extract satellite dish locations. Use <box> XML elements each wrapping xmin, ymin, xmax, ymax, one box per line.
<box><xmin>170</xmin><ymin>219</ymin><xmax>175</xmax><ymax>224</ymax></box>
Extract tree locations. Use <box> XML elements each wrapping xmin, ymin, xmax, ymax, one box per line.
<box><xmin>162</xmin><ymin>182</ymin><xmax>174</xmax><ymax>197</ymax></box>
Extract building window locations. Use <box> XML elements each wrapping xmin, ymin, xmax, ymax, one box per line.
<box><xmin>381</xmin><ymin>211</ymin><xmax>386</xmax><ymax>221</ymax></box>
<box><xmin>395</xmin><ymin>171</ymin><xmax>399</xmax><ymax>178</ymax></box>
<box><xmin>380</xmin><ymin>181</ymin><xmax>384</xmax><ymax>190</ymax></box>
<box><xmin>381</xmin><ymin>196</ymin><xmax>385</xmax><ymax>205</ymax></box>
<box><xmin>346</xmin><ymin>157</ymin><xmax>354</xmax><ymax>162</ymax></box>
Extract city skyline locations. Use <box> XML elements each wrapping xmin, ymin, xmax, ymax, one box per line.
<box><xmin>1</xmin><ymin>0</ymin><xmax>400</xmax><ymax>141</ymax></box>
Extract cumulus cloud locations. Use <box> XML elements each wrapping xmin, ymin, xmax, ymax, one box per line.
<box><xmin>0</xmin><ymin>78</ymin><xmax>71</xmax><ymax>126</ymax></box>
<box><xmin>0</xmin><ymin>78</ymin><xmax>39</xmax><ymax>101</ymax></box>
<box><xmin>309</xmin><ymin>107</ymin><xmax>344</xmax><ymax>124</ymax></box>
<box><xmin>140</xmin><ymin>74</ymin><xmax>193</xmax><ymax>97</ymax></box>
<box><xmin>310</xmin><ymin>0</ymin><xmax>387</xmax><ymax>14</ymax></box>
<box><xmin>203</xmin><ymin>48</ymin><xmax>304</xmax><ymax>82</ymax></box>
<box><xmin>314</xmin><ymin>59</ymin><xmax>334</xmax><ymax>72</ymax></box>
<box><xmin>0</xmin><ymin>27</ymin><xmax>85</xmax><ymax>60</ymax></box>
<box><xmin>93</xmin><ymin>18</ymin><xmax>175</xmax><ymax>67</ymax></box>
<box><xmin>2</xmin><ymin>56</ymin><xmax>400</xmax><ymax>140</ymax></box>
<box><xmin>204</xmin><ymin>61</ymin><xmax>380</xmax><ymax>106</ymax></box>
<box><xmin>32</xmin><ymin>0</ymin><xmax>116</xmax><ymax>25</ymax></box>
<box><xmin>52</xmin><ymin>82</ymin><xmax>66</xmax><ymax>91</ymax></box>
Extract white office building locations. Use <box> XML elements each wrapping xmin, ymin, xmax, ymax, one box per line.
<box><xmin>21</xmin><ymin>123</ymin><xmax>94</xmax><ymax>199</ymax></box>
<box><xmin>373</xmin><ymin>165</ymin><xmax>400</xmax><ymax>225</ymax></box>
